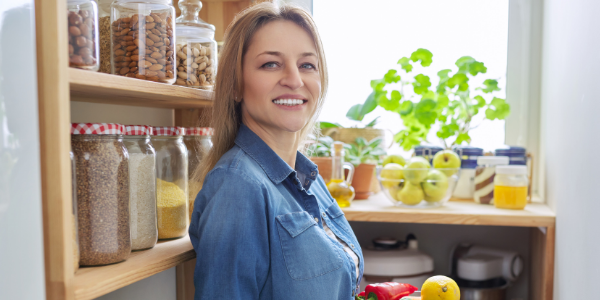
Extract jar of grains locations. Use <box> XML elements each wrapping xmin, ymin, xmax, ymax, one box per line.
<box><xmin>71</xmin><ymin>123</ymin><xmax>131</xmax><ymax>266</ymax></box>
<box><xmin>69</xmin><ymin>148</ymin><xmax>80</xmax><ymax>272</ymax></box>
<box><xmin>98</xmin><ymin>0</ymin><xmax>112</xmax><ymax>73</ymax></box>
<box><xmin>110</xmin><ymin>0</ymin><xmax>176</xmax><ymax>83</ymax></box>
<box><xmin>183</xmin><ymin>127</ymin><xmax>213</xmax><ymax>220</ymax></box>
<box><xmin>152</xmin><ymin>127</ymin><xmax>189</xmax><ymax>239</ymax></box>
<box><xmin>174</xmin><ymin>0</ymin><xmax>217</xmax><ymax>89</ymax></box>
<box><xmin>123</xmin><ymin>125</ymin><xmax>158</xmax><ymax>250</ymax></box>
<box><xmin>67</xmin><ymin>0</ymin><xmax>100</xmax><ymax>71</ymax></box>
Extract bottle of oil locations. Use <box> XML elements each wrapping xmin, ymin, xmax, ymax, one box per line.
<box><xmin>326</xmin><ymin>142</ymin><xmax>355</xmax><ymax>207</ymax></box>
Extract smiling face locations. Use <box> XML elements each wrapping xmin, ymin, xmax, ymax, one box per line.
<box><xmin>241</xmin><ymin>20</ymin><xmax>321</xmax><ymax>135</ymax></box>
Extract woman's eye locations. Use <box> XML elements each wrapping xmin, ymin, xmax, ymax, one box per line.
<box><xmin>300</xmin><ymin>63</ymin><xmax>316</xmax><ymax>70</ymax></box>
<box><xmin>261</xmin><ymin>62</ymin><xmax>279</xmax><ymax>69</ymax></box>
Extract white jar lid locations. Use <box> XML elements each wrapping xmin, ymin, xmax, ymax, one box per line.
<box><xmin>496</xmin><ymin>165</ymin><xmax>526</xmax><ymax>175</ymax></box>
<box><xmin>477</xmin><ymin>156</ymin><xmax>509</xmax><ymax>166</ymax></box>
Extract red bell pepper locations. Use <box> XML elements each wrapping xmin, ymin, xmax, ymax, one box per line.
<box><xmin>355</xmin><ymin>282</ymin><xmax>418</xmax><ymax>300</ymax></box>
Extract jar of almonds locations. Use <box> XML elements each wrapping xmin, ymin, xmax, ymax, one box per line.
<box><xmin>67</xmin><ymin>0</ymin><xmax>100</xmax><ymax>71</ymax></box>
<box><xmin>174</xmin><ymin>0</ymin><xmax>217</xmax><ymax>90</ymax></box>
<box><xmin>110</xmin><ymin>0</ymin><xmax>176</xmax><ymax>83</ymax></box>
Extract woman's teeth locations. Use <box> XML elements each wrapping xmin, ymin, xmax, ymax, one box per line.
<box><xmin>273</xmin><ymin>99</ymin><xmax>304</xmax><ymax>106</ymax></box>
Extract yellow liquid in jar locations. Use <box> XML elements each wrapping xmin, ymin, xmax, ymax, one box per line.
<box><xmin>494</xmin><ymin>185</ymin><xmax>528</xmax><ymax>209</ymax></box>
<box><xmin>327</xmin><ymin>179</ymin><xmax>355</xmax><ymax>208</ymax></box>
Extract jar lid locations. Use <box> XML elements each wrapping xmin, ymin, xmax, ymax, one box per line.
<box><xmin>495</xmin><ymin>146</ymin><xmax>526</xmax><ymax>155</ymax></box>
<box><xmin>496</xmin><ymin>165</ymin><xmax>527</xmax><ymax>175</ymax></box>
<box><xmin>153</xmin><ymin>126</ymin><xmax>185</xmax><ymax>136</ymax></box>
<box><xmin>185</xmin><ymin>127</ymin><xmax>213</xmax><ymax>136</ymax></box>
<box><xmin>453</xmin><ymin>145</ymin><xmax>484</xmax><ymax>155</ymax></box>
<box><xmin>477</xmin><ymin>156</ymin><xmax>509</xmax><ymax>166</ymax></box>
<box><xmin>71</xmin><ymin>123</ymin><xmax>124</xmax><ymax>135</ymax></box>
<box><xmin>124</xmin><ymin>125</ymin><xmax>153</xmax><ymax>136</ymax></box>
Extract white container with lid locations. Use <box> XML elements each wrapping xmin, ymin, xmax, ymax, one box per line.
<box><xmin>473</xmin><ymin>156</ymin><xmax>509</xmax><ymax>204</ymax></box>
<box><xmin>361</xmin><ymin>238</ymin><xmax>434</xmax><ymax>291</ymax></box>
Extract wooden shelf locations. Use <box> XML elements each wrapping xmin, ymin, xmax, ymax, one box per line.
<box><xmin>343</xmin><ymin>193</ymin><xmax>555</xmax><ymax>227</ymax></box>
<box><xmin>69</xmin><ymin>68</ymin><xmax>213</xmax><ymax>109</ymax></box>
<box><xmin>73</xmin><ymin>235</ymin><xmax>195</xmax><ymax>300</ymax></box>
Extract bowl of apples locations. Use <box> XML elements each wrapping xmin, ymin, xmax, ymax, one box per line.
<box><xmin>378</xmin><ymin>151</ymin><xmax>462</xmax><ymax>208</ymax></box>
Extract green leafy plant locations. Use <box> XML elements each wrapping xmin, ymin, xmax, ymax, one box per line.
<box><xmin>354</xmin><ymin>48</ymin><xmax>510</xmax><ymax>150</ymax></box>
<box><xmin>306</xmin><ymin>134</ymin><xmax>334</xmax><ymax>157</ymax></box>
<box><xmin>344</xmin><ymin>137</ymin><xmax>387</xmax><ymax>166</ymax></box>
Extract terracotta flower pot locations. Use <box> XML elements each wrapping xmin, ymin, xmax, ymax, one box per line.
<box><xmin>309</xmin><ymin>157</ymin><xmax>332</xmax><ymax>183</ymax></box>
<box><xmin>351</xmin><ymin>163</ymin><xmax>376</xmax><ymax>200</ymax></box>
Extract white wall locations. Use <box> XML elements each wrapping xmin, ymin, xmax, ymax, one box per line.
<box><xmin>0</xmin><ymin>0</ymin><xmax>47</xmax><ymax>299</ymax></box>
<box><xmin>539</xmin><ymin>0</ymin><xmax>600</xmax><ymax>298</ymax></box>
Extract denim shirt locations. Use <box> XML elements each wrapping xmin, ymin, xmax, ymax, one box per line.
<box><xmin>189</xmin><ymin>124</ymin><xmax>364</xmax><ymax>300</ymax></box>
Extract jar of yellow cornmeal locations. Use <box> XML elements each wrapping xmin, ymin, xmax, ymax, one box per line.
<box><xmin>494</xmin><ymin>165</ymin><xmax>528</xmax><ymax>209</ymax></box>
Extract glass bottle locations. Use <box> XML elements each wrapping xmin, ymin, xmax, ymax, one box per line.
<box><xmin>69</xmin><ymin>147</ymin><xmax>79</xmax><ymax>272</ymax></box>
<box><xmin>152</xmin><ymin>127</ymin><xmax>189</xmax><ymax>239</ymax></box>
<box><xmin>326</xmin><ymin>142</ymin><xmax>355</xmax><ymax>208</ymax></box>
<box><xmin>67</xmin><ymin>0</ymin><xmax>100</xmax><ymax>71</ymax></box>
<box><xmin>97</xmin><ymin>0</ymin><xmax>112</xmax><ymax>73</ymax></box>
<box><xmin>494</xmin><ymin>165</ymin><xmax>528</xmax><ymax>210</ymax></box>
<box><xmin>174</xmin><ymin>0</ymin><xmax>217</xmax><ymax>89</ymax></box>
<box><xmin>183</xmin><ymin>127</ymin><xmax>213</xmax><ymax>221</ymax></box>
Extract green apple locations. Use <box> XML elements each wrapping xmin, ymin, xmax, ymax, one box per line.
<box><xmin>383</xmin><ymin>154</ymin><xmax>406</xmax><ymax>167</ymax></box>
<box><xmin>397</xmin><ymin>182</ymin><xmax>424</xmax><ymax>205</ymax></box>
<box><xmin>432</xmin><ymin>150</ymin><xmax>461</xmax><ymax>176</ymax></box>
<box><xmin>422</xmin><ymin>169</ymin><xmax>449</xmax><ymax>202</ymax></box>
<box><xmin>380</xmin><ymin>163</ymin><xmax>404</xmax><ymax>188</ymax></box>
<box><xmin>388</xmin><ymin>185</ymin><xmax>403</xmax><ymax>202</ymax></box>
<box><xmin>403</xmin><ymin>156</ymin><xmax>431</xmax><ymax>184</ymax></box>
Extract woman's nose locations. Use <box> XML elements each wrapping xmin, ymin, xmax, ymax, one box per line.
<box><xmin>279</xmin><ymin>65</ymin><xmax>304</xmax><ymax>90</ymax></box>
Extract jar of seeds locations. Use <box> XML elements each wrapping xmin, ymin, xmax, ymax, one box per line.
<box><xmin>98</xmin><ymin>0</ymin><xmax>112</xmax><ymax>73</ymax></box>
<box><xmin>183</xmin><ymin>127</ymin><xmax>213</xmax><ymax>221</ymax></box>
<box><xmin>174</xmin><ymin>0</ymin><xmax>217</xmax><ymax>90</ymax></box>
<box><xmin>152</xmin><ymin>127</ymin><xmax>188</xmax><ymax>239</ymax></box>
<box><xmin>67</xmin><ymin>0</ymin><xmax>100</xmax><ymax>71</ymax></box>
<box><xmin>123</xmin><ymin>125</ymin><xmax>158</xmax><ymax>251</ymax></box>
<box><xmin>110</xmin><ymin>0</ymin><xmax>176</xmax><ymax>83</ymax></box>
<box><xmin>71</xmin><ymin>123</ymin><xmax>131</xmax><ymax>266</ymax></box>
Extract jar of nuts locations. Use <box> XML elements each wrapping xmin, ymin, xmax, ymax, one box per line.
<box><xmin>110</xmin><ymin>0</ymin><xmax>176</xmax><ymax>83</ymax></box>
<box><xmin>67</xmin><ymin>0</ymin><xmax>100</xmax><ymax>71</ymax></box>
<box><xmin>174</xmin><ymin>0</ymin><xmax>217</xmax><ymax>90</ymax></box>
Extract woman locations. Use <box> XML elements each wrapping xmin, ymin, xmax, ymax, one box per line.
<box><xmin>189</xmin><ymin>3</ymin><xmax>363</xmax><ymax>299</ymax></box>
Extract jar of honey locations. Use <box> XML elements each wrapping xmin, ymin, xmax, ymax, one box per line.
<box><xmin>494</xmin><ymin>165</ymin><xmax>528</xmax><ymax>209</ymax></box>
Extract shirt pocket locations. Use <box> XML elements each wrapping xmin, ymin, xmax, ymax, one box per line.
<box><xmin>276</xmin><ymin>211</ymin><xmax>343</xmax><ymax>280</ymax></box>
<box><xmin>326</xmin><ymin>202</ymin><xmax>355</xmax><ymax>236</ymax></box>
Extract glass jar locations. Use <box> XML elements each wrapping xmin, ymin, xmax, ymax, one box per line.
<box><xmin>69</xmin><ymin>148</ymin><xmax>80</xmax><ymax>272</ymax></box>
<box><xmin>110</xmin><ymin>0</ymin><xmax>176</xmax><ymax>83</ymax></box>
<box><xmin>326</xmin><ymin>142</ymin><xmax>355</xmax><ymax>208</ymax></box>
<box><xmin>123</xmin><ymin>125</ymin><xmax>158</xmax><ymax>250</ymax></box>
<box><xmin>67</xmin><ymin>0</ymin><xmax>100</xmax><ymax>71</ymax></box>
<box><xmin>494</xmin><ymin>165</ymin><xmax>528</xmax><ymax>210</ymax></box>
<box><xmin>474</xmin><ymin>156</ymin><xmax>509</xmax><ymax>205</ymax></box>
<box><xmin>71</xmin><ymin>123</ymin><xmax>131</xmax><ymax>266</ymax></box>
<box><xmin>152</xmin><ymin>127</ymin><xmax>188</xmax><ymax>239</ymax></box>
<box><xmin>98</xmin><ymin>0</ymin><xmax>112</xmax><ymax>73</ymax></box>
<box><xmin>174</xmin><ymin>0</ymin><xmax>217</xmax><ymax>89</ymax></box>
<box><xmin>183</xmin><ymin>127</ymin><xmax>213</xmax><ymax>220</ymax></box>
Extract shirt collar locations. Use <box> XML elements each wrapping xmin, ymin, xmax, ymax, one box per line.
<box><xmin>234</xmin><ymin>124</ymin><xmax>319</xmax><ymax>184</ymax></box>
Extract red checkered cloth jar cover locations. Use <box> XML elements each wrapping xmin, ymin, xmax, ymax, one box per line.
<box><xmin>153</xmin><ymin>126</ymin><xmax>185</xmax><ymax>136</ymax></box>
<box><xmin>185</xmin><ymin>127</ymin><xmax>213</xmax><ymax>136</ymax></box>
<box><xmin>71</xmin><ymin>123</ymin><xmax>124</xmax><ymax>135</ymax></box>
<box><xmin>124</xmin><ymin>125</ymin><xmax>153</xmax><ymax>135</ymax></box>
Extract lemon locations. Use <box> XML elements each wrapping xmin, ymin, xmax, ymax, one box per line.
<box><xmin>421</xmin><ymin>276</ymin><xmax>460</xmax><ymax>300</ymax></box>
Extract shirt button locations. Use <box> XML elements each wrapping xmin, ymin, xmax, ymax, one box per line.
<box><xmin>351</xmin><ymin>244</ymin><xmax>355</xmax><ymax>248</ymax></box>
<box><xmin>305</xmin><ymin>180</ymin><xmax>310</xmax><ymax>185</ymax></box>
<box><xmin>311</xmin><ymin>171</ymin><xmax>316</xmax><ymax>176</ymax></box>
<box><xmin>322</xmin><ymin>212</ymin><xmax>326</xmax><ymax>218</ymax></box>
<box><xmin>314</xmin><ymin>217</ymin><xmax>319</xmax><ymax>223</ymax></box>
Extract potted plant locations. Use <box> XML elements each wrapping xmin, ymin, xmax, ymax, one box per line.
<box><xmin>344</xmin><ymin>137</ymin><xmax>386</xmax><ymax>199</ymax></box>
<box><xmin>306</xmin><ymin>135</ymin><xmax>334</xmax><ymax>183</ymax></box>
<box><xmin>321</xmin><ymin>117</ymin><xmax>390</xmax><ymax>149</ymax></box>
<box><xmin>354</xmin><ymin>48</ymin><xmax>511</xmax><ymax>150</ymax></box>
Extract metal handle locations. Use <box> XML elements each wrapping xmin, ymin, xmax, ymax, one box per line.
<box><xmin>343</xmin><ymin>162</ymin><xmax>355</xmax><ymax>186</ymax></box>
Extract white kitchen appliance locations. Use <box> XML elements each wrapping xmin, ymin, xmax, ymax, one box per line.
<box><xmin>361</xmin><ymin>235</ymin><xmax>434</xmax><ymax>291</ymax></box>
<box><xmin>450</xmin><ymin>244</ymin><xmax>523</xmax><ymax>300</ymax></box>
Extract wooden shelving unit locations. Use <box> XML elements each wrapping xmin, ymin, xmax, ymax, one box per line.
<box><xmin>343</xmin><ymin>193</ymin><xmax>555</xmax><ymax>227</ymax></box>
<box><xmin>74</xmin><ymin>236</ymin><xmax>195</xmax><ymax>300</ymax></box>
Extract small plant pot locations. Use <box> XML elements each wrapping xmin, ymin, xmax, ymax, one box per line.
<box><xmin>309</xmin><ymin>157</ymin><xmax>332</xmax><ymax>183</ymax></box>
<box><xmin>351</xmin><ymin>163</ymin><xmax>377</xmax><ymax>200</ymax></box>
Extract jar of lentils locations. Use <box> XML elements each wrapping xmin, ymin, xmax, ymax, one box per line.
<box><xmin>71</xmin><ymin>123</ymin><xmax>131</xmax><ymax>266</ymax></box>
<box><xmin>67</xmin><ymin>0</ymin><xmax>100</xmax><ymax>71</ymax></box>
<box><xmin>183</xmin><ymin>127</ymin><xmax>213</xmax><ymax>220</ymax></box>
<box><xmin>152</xmin><ymin>127</ymin><xmax>188</xmax><ymax>239</ymax></box>
<box><xmin>110</xmin><ymin>0</ymin><xmax>176</xmax><ymax>83</ymax></box>
<box><xmin>123</xmin><ymin>125</ymin><xmax>158</xmax><ymax>251</ymax></box>
<box><xmin>174</xmin><ymin>0</ymin><xmax>217</xmax><ymax>89</ymax></box>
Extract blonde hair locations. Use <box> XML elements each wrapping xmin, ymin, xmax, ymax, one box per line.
<box><xmin>194</xmin><ymin>2</ymin><xmax>328</xmax><ymax>185</ymax></box>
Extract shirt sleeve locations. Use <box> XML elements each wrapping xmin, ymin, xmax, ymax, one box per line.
<box><xmin>189</xmin><ymin>168</ymin><xmax>270</xmax><ymax>300</ymax></box>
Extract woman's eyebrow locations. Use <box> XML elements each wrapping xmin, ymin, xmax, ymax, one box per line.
<box><xmin>255</xmin><ymin>51</ymin><xmax>317</xmax><ymax>58</ymax></box>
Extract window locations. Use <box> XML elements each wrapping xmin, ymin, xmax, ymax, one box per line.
<box><xmin>313</xmin><ymin>0</ymin><xmax>510</xmax><ymax>155</ymax></box>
